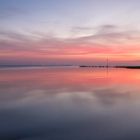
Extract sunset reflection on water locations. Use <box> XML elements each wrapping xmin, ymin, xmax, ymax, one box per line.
<box><xmin>0</xmin><ymin>67</ymin><xmax>140</xmax><ymax>140</ymax></box>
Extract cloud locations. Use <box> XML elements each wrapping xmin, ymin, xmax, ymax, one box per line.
<box><xmin>71</xmin><ymin>26</ymin><xmax>94</xmax><ymax>33</ymax></box>
<box><xmin>0</xmin><ymin>30</ymin><xmax>32</xmax><ymax>42</ymax></box>
<box><xmin>70</xmin><ymin>25</ymin><xmax>140</xmax><ymax>45</ymax></box>
<box><xmin>97</xmin><ymin>25</ymin><xmax>118</xmax><ymax>33</ymax></box>
<box><xmin>0</xmin><ymin>25</ymin><xmax>140</xmax><ymax>65</ymax></box>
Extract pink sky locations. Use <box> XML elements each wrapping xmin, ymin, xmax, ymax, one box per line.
<box><xmin>0</xmin><ymin>0</ymin><xmax>140</xmax><ymax>65</ymax></box>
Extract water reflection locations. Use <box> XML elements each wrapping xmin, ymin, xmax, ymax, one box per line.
<box><xmin>0</xmin><ymin>67</ymin><xmax>140</xmax><ymax>140</ymax></box>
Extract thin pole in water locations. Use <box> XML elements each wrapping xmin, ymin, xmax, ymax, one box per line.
<box><xmin>107</xmin><ymin>58</ymin><xmax>109</xmax><ymax>68</ymax></box>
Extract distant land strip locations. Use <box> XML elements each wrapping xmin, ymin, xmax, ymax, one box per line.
<box><xmin>0</xmin><ymin>65</ymin><xmax>140</xmax><ymax>69</ymax></box>
<box><xmin>79</xmin><ymin>65</ymin><xmax>140</xmax><ymax>69</ymax></box>
<box><xmin>115</xmin><ymin>66</ymin><xmax>140</xmax><ymax>69</ymax></box>
<box><xmin>0</xmin><ymin>65</ymin><xmax>73</xmax><ymax>68</ymax></box>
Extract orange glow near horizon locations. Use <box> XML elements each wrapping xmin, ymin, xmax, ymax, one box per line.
<box><xmin>0</xmin><ymin>45</ymin><xmax>140</xmax><ymax>65</ymax></box>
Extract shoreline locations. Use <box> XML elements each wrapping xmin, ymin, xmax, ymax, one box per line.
<box><xmin>0</xmin><ymin>65</ymin><xmax>140</xmax><ymax>69</ymax></box>
<box><xmin>79</xmin><ymin>65</ymin><xmax>140</xmax><ymax>69</ymax></box>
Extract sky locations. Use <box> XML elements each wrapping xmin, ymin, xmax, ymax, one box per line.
<box><xmin>0</xmin><ymin>0</ymin><xmax>140</xmax><ymax>66</ymax></box>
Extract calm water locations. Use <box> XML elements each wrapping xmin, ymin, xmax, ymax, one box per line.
<box><xmin>0</xmin><ymin>67</ymin><xmax>140</xmax><ymax>140</ymax></box>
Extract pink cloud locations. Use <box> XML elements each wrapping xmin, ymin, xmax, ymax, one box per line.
<box><xmin>0</xmin><ymin>25</ymin><xmax>140</xmax><ymax>65</ymax></box>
